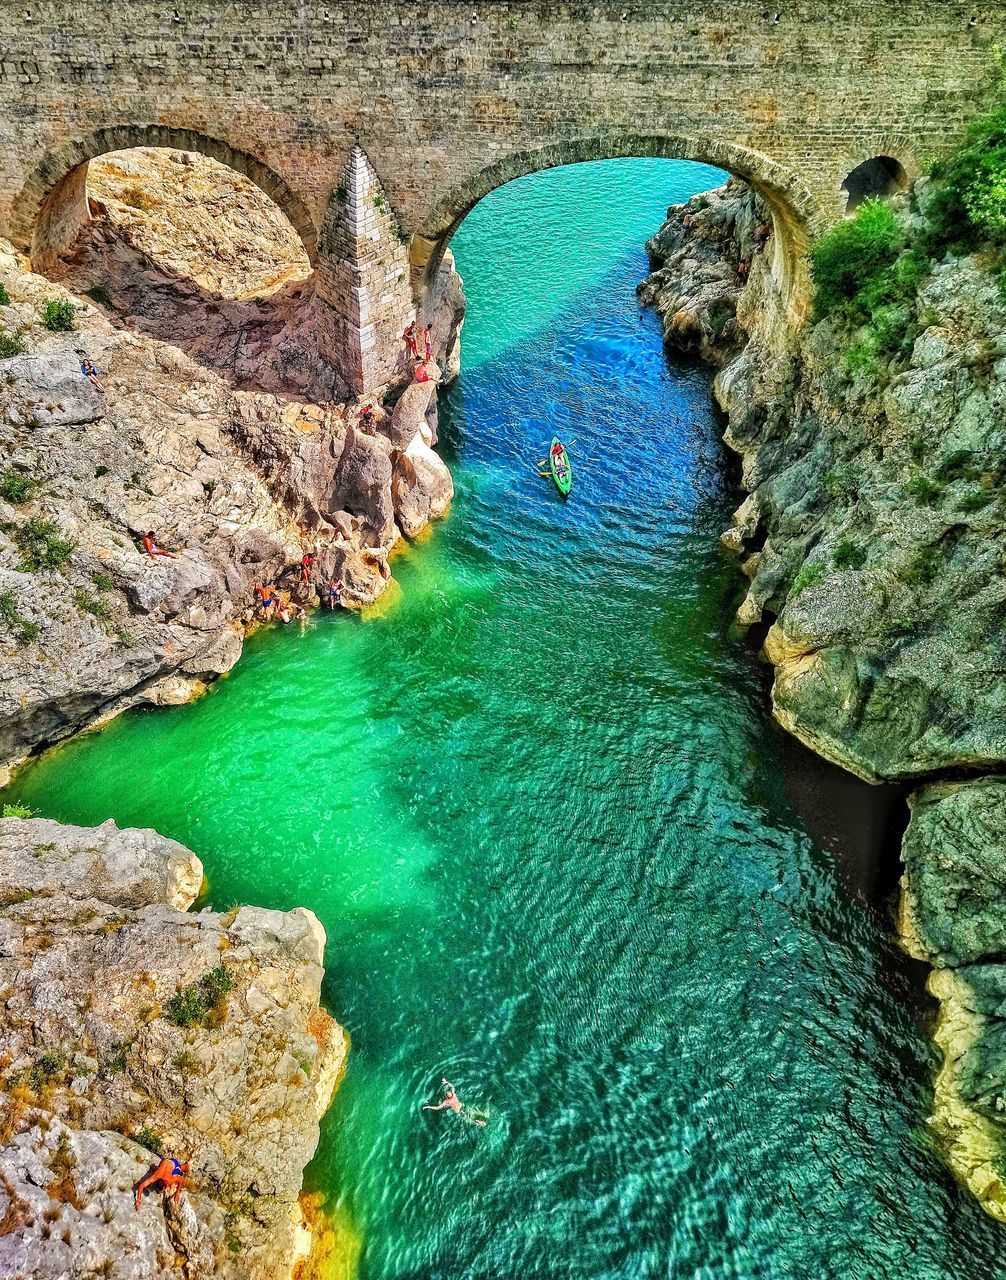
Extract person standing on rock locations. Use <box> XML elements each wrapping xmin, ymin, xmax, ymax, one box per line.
<box><xmin>360</xmin><ymin>404</ymin><xmax>376</xmax><ymax>433</ymax></box>
<box><xmin>300</xmin><ymin>551</ymin><xmax>315</xmax><ymax>583</ymax></box>
<box><xmin>403</xmin><ymin>320</ymin><xmax>419</xmax><ymax>359</ymax></box>
<box><xmin>326</xmin><ymin>577</ymin><xmax>344</xmax><ymax>610</ymax></box>
<box><xmin>134</xmin><ymin>1156</ymin><xmax>190</xmax><ymax>1210</ymax></box>
<box><xmin>253</xmin><ymin>583</ymin><xmax>278</xmax><ymax>618</ymax></box>
<box><xmin>141</xmin><ymin>531</ymin><xmax>177</xmax><ymax>559</ymax></box>
<box><xmin>423</xmin><ymin>324</ymin><xmax>434</xmax><ymax>362</ymax></box>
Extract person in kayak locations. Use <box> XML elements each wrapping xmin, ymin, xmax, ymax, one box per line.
<box><xmin>422</xmin><ymin>1078</ymin><xmax>486</xmax><ymax>1126</ymax></box>
<box><xmin>134</xmin><ymin>1156</ymin><xmax>190</xmax><ymax>1209</ymax></box>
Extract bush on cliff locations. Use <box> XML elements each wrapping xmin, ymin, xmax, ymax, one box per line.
<box><xmin>810</xmin><ymin>200</ymin><xmax>904</xmax><ymax>317</ymax></box>
<box><xmin>40</xmin><ymin>299</ymin><xmax>75</xmax><ymax>332</ymax></box>
<box><xmin>924</xmin><ymin>103</ymin><xmax>1006</xmax><ymax>253</ymax></box>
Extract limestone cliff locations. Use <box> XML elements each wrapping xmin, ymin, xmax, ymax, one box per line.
<box><xmin>0</xmin><ymin>815</ymin><xmax>346</xmax><ymax>1278</ymax></box>
<box><xmin>640</xmin><ymin>178</ymin><xmax>1006</xmax><ymax>1220</ymax></box>
<box><xmin>0</xmin><ymin>148</ymin><xmax>463</xmax><ymax>777</ymax></box>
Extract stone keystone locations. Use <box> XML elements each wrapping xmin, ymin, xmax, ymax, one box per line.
<box><xmin>315</xmin><ymin>144</ymin><xmax>415</xmax><ymax>397</ymax></box>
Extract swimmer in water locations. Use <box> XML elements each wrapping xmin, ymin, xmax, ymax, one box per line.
<box><xmin>422</xmin><ymin>1078</ymin><xmax>486</xmax><ymax>1126</ymax></box>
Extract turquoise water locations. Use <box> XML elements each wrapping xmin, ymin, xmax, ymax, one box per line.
<box><xmin>6</xmin><ymin>159</ymin><xmax>1006</xmax><ymax>1278</ymax></box>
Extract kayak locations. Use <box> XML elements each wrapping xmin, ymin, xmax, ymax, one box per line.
<box><xmin>548</xmin><ymin>436</ymin><xmax>572</xmax><ymax>497</ymax></box>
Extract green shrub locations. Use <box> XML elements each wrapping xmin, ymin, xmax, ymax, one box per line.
<box><xmin>0</xmin><ymin>283</ymin><xmax>10</xmax><ymax>306</ymax></box>
<box><xmin>13</xmin><ymin>517</ymin><xmax>75</xmax><ymax>571</ymax></box>
<box><xmin>959</xmin><ymin>488</ymin><xmax>997</xmax><ymax>512</ymax></box>
<box><xmin>833</xmin><ymin>540</ymin><xmax>868</xmax><ymax>570</ymax></box>
<box><xmin>134</xmin><ymin>1126</ymin><xmax>164</xmax><ymax>1156</ymax></box>
<box><xmin>40</xmin><ymin>299</ymin><xmax>76</xmax><ymax>332</ymax></box>
<box><xmin>903</xmin><ymin>545</ymin><xmax>942</xmax><ymax>585</ymax></box>
<box><xmin>924</xmin><ymin>104</ymin><xmax>1006</xmax><ymax>252</ymax></box>
<box><xmin>84</xmin><ymin>284</ymin><xmax>111</xmax><ymax>307</ymax></box>
<box><xmin>823</xmin><ymin>464</ymin><xmax>859</xmax><ymax>502</ymax></box>
<box><xmin>0</xmin><ymin>469</ymin><xmax>35</xmax><ymax>505</ymax></box>
<box><xmin>166</xmin><ymin>965</ymin><xmax>234</xmax><ymax>1027</ymax></box>
<box><xmin>810</xmin><ymin>200</ymin><xmax>904</xmax><ymax>317</ymax></box>
<box><xmin>906</xmin><ymin>474</ymin><xmax>943</xmax><ymax>505</ymax></box>
<box><xmin>166</xmin><ymin>985</ymin><xmax>206</xmax><ymax>1027</ymax></box>
<box><xmin>94</xmin><ymin>465</ymin><xmax>109</xmax><ymax>478</ymax></box>
<box><xmin>0</xmin><ymin>590</ymin><xmax>38</xmax><ymax>647</ymax></box>
<box><xmin>92</xmin><ymin>572</ymin><xmax>115</xmax><ymax>592</ymax></box>
<box><xmin>74</xmin><ymin>589</ymin><xmax>109</xmax><ymax>619</ymax></box>
<box><xmin>1</xmin><ymin>802</ymin><xmax>33</xmax><ymax>818</ymax></box>
<box><xmin>0</xmin><ymin>330</ymin><xmax>24</xmax><ymax>359</ymax></box>
<box><xmin>791</xmin><ymin>562</ymin><xmax>826</xmax><ymax>597</ymax></box>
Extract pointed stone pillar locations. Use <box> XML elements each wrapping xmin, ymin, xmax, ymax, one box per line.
<box><xmin>315</xmin><ymin>146</ymin><xmax>416</xmax><ymax>397</ymax></box>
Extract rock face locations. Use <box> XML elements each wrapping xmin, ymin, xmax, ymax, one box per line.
<box><xmin>900</xmin><ymin>783</ymin><xmax>1006</xmax><ymax>1220</ymax></box>
<box><xmin>639</xmin><ymin>180</ymin><xmax>1006</xmax><ymax>1220</ymax></box>
<box><xmin>0</xmin><ymin>147</ymin><xmax>464</xmax><ymax>777</ymax></box>
<box><xmin>637</xmin><ymin>178</ymin><xmax>769</xmax><ymax>368</ymax></box>
<box><xmin>0</xmin><ymin>816</ymin><xmax>346</xmax><ymax>1279</ymax></box>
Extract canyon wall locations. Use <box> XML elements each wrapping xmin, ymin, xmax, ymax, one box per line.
<box><xmin>641</xmin><ymin>178</ymin><xmax>1006</xmax><ymax>1220</ymax></box>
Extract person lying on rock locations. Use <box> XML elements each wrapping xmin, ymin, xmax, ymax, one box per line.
<box><xmin>326</xmin><ymin>577</ymin><xmax>344</xmax><ymax>609</ymax></box>
<box><xmin>403</xmin><ymin>320</ymin><xmax>419</xmax><ymax>359</ymax></box>
<box><xmin>422</xmin><ymin>1078</ymin><xmax>486</xmax><ymax>1127</ymax></box>
<box><xmin>77</xmin><ymin>350</ymin><xmax>104</xmax><ymax>392</ymax></box>
<box><xmin>134</xmin><ymin>1156</ymin><xmax>190</xmax><ymax>1210</ymax></box>
<box><xmin>141</xmin><ymin>531</ymin><xmax>177</xmax><ymax>559</ymax></box>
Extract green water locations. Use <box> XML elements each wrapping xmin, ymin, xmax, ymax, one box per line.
<box><xmin>7</xmin><ymin>159</ymin><xmax>1006</xmax><ymax>1279</ymax></box>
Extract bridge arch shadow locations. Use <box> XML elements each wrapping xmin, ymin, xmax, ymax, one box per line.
<box><xmin>411</xmin><ymin>135</ymin><xmax>821</xmax><ymax>324</ymax></box>
<box><xmin>10</xmin><ymin>124</ymin><xmax>318</xmax><ymax>276</ymax></box>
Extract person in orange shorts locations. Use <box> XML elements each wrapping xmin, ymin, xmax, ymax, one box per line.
<box><xmin>134</xmin><ymin>1157</ymin><xmax>190</xmax><ymax>1210</ymax></box>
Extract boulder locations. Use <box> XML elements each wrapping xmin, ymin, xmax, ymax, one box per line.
<box><xmin>391</xmin><ymin>435</ymin><xmax>454</xmax><ymax>538</ymax></box>
<box><xmin>0</xmin><ymin>351</ymin><xmax>105</xmax><ymax>428</ymax></box>
<box><xmin>0</xmin><ymin>816</ymin><xmax>202</xmax><ymax>909</ymax></box>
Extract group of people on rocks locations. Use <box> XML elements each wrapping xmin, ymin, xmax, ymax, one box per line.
<box><xmin>403</xmin><ymin>319</ymin><xmax>441</xmax><ymax>384</ymax></box>
<box><xmin>253</xmin><ymin>554</ymin><xmax>344</xmax><ymax>626</ymax></box>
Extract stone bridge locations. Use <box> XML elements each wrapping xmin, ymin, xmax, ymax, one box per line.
<box><xmin>0</xmin><ymin>0</ymin><xmax>1000</xmax><ymax>393</ymax></box>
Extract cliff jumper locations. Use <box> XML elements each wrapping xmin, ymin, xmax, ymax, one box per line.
<box><xmin>134</xmin><ymin>1157</ymin><xmax>190</xmax><ymax>1210</ymax></box>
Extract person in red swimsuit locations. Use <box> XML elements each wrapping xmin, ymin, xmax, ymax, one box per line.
<box><xmin>141</xmin><ymin>532</ymin><xmax>176</xmax><ymax>559</ymax></box>
<box><xmin>134</xmin><ymin>1157</ymin><xmax>190</xmax><ymax>1210</ymax></box>
<box><xmin>300</xmin><ymin>552</ymin><xmax>315</xmax><ymax>583</ymax></box>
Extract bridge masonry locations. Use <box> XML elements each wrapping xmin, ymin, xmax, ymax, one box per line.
<box><xmin>0</xmin><ymin>1</ymin><xmax>1001</xmax><ymax>394</ymax></box>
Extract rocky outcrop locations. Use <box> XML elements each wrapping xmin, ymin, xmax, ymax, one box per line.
<box><xmin>900</xmin><ymin>783</ymin><xmax>1006</xmax><ymax>1220</ymax></box>
<box><xmin>637</xmin><ymin>179</ymin><xmax>770</xmax><ymax>367</ymax></box>
<box><xmin>0</xmin><ymin>148</ymin><xmax>463</xmax><ymax>777</ymax></box>
<box><xmin>0</xmin><ymin>816</ymin><xmax>345</xmax><ymax>1278</ymax></box>
<box><xmin>640</xmin><ymin>179</ymin><xmax>1006</xmax><ymax>1221</ymax></box>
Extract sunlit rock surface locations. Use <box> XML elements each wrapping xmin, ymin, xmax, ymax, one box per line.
<box><xmin>0</xmin><ymin>816</ymin><xmax>346</xmax><ymax>1278</ymax></box>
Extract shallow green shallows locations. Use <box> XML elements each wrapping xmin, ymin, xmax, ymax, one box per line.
<box><xmin>7</xmin><ymin>159</ymin><xmax>1006</xmax><ymax>1278</ymax></box>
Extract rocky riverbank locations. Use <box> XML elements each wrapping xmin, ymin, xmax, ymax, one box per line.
<box><xmin>0</xmin><ymin>147</ymin><xmax>464</xmax><ymax>779</ymax></box>
<box><xmin>0</xmin><ymin>815</ymin><xmax>346</xmax><ymax>1277</ymax></box>
<box><xmin>640</xmin><ymin>169</ymin><xmax>1006</xmax><ymax>1219</ymax></box>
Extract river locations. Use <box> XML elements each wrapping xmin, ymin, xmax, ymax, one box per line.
<box><xmin>5</xmin><ymin>158</ymin><xmax>1005</xmax><ymax>1280</ymax></box>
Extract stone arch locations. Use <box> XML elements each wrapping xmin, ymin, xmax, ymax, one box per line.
<box><xmin>409</xmin><ymin>134</ymin><xmax>821</xmax><ymax>321</ymax></box>
<box><xmin>10</xmin><ymin>124</ymin><xmax>318</xmax><ymax>274</ymax></box>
